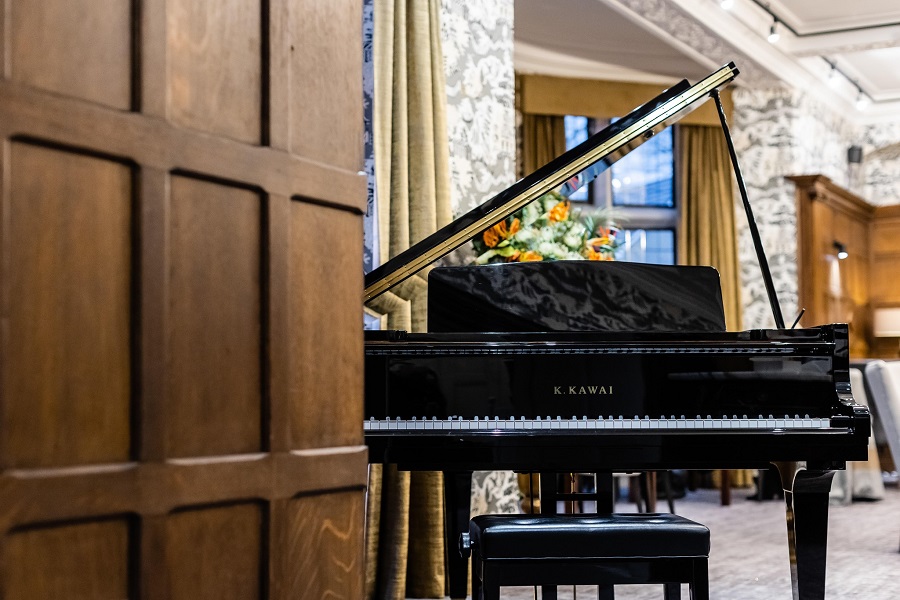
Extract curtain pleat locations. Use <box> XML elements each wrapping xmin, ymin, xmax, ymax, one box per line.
<box><xmin>367</xmin><ymin>0</ymin><xmax>451</xmax><ymax>597</ymax></box>
<box><xmin>678</xmin><ymin>124</ymin><xmax>751</xmax><ymax>488</ymax></box>
<box><xmin>521</xmin><ymin>113</ymin><xmax>567</xmax><ymax>175</ymax></box>
<box><xmin>677</xmin><ymin>124</ymin><xmax>742</xmax><ymax>331</ymax></box>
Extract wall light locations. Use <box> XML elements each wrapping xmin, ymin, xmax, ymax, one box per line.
<box><xmin>833</xmin><ymin>241</ymin><xmax>848</xmax><ymax>260</ymax></box>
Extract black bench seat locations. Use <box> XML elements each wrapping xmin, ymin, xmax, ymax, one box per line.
<box><xmin>461</xmin><ymin>513</ymin><xmax>710</xmax><ymax>600</ymax></box>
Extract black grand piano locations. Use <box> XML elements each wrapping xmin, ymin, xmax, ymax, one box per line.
<box><xmin>363</xmin><ymin>63</ymin><xmax>870</xmax><ymax>600</ymax></box>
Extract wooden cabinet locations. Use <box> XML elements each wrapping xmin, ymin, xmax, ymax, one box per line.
<box><xmin>0</xmin><ymin>1</ymin><xmax>367</xmax><ymax>598</ymax></box>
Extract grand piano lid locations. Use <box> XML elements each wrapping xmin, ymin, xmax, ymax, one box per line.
<box><xmin>364</xmin><ymin>62</ymin><xmax>739</xmax><ymax>302</ymax></box>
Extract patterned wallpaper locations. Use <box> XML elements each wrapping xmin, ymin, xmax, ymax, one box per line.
<box><xmin>440</xmin><ymin>0</ymin><xmax>516</xmax><ymax>217</ymax></box>
<box><xmin>861</xmin><ymin>122</ymin><xmax>900</xmax><ymax>206</ymax></box>
<box><xmin>732</xmin><ymin>86</ymin><xmax>900</xmax><ymax>329</ymax></box>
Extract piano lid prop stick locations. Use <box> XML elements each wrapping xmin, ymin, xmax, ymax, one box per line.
<box><xmin>711</xmin><ymin>89</ymin><xmax>786</xmax><ymax>330</ymax></box>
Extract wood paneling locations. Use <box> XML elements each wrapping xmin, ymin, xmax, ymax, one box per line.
<box><xmin>287</xmin><ymin>491</ymin><xmax>365</xmax><ymax>599</ymax></box>
<box><xmin>167</xmin><ymin>176</ymin><xmax>263</xmax><ymax>457</ymax></box>
<box><xmin>167</xmin><ymin>0</ymin><xmax>263</xmax><ymax>143</ymax></box>
<box><xmin>166</xmin><ymin>503</ymin><xmax>264</xmax><ymax>599</ymax></box>
<box><xmin>790</xmin><ymin>174</ymin><xmax>874</xmax><ymax>358</ymax></box>
<box><xmin>9</xmin><ymin>0</ymin><xmax>133</xmax><ymax>109</ymax></box>
<box><xmin>790</xmin><ymin>175</ymin><xmax>900</xmax><ymax>359</ymax></box>
<box><xmin>5</xmin><ymin>518</ymin><xmax>132</xmax><ymax>599</ymax></box>
<box><xmin>5</xmin><ymin>142</ymin><xmax>133</xmax><ymax>469</ymax></box>
<box><xmin>870</xmin><ymin>205</ymin><xmax>900</xmax><ymax>357</ymax></box>
<box><xmin>1</xmin><ymin>0</ymin><xmax>367</xmax><ymax>597</ymax></box>
<box><xmin>290</xmin><ymin>202</ymin><xmax>363</xmax><ymax>450</ymax></box>
<box><xmin>289</xmin><ymin>1</ymin><xmax>363</xmax><ymax>170</ymax></box>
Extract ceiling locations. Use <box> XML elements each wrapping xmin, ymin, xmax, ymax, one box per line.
<box><xmin>514</xmin><ymin>0</ymin><xmax>900</xmax><ymax>124</ymax></box>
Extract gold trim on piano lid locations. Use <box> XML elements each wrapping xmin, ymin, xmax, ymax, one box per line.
<box><xmin>363</xmin><ymin>63</ymin><xmax>738</xmax><ymax>303</ymax></box>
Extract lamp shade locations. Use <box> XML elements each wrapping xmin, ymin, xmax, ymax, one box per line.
<box><xmin>873</xmin><ymin>307</ymin><xmax>900</xmax><ymax>337</ymax></box>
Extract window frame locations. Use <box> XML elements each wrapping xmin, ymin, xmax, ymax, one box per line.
<box><xmin>564</xmin><ymin>115</ymin><xmax>680</xmax><ymax>264</ymax></box>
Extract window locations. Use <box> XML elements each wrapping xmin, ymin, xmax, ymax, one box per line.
<box><xmin>564</xmin><ymin>115</ymin><xmax>677</xmax><ymax>265</ymax></box>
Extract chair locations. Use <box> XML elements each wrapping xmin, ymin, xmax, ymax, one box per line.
<box><xmin>864</xmin><ymin>361</ymin><xmax>900</xmax><ymax>476</ymax></box>
<box><xmin>460</xmin><ymin>513</ymin><xmax>710</xmax><ymax>600</ymax></box>
<box><xmin>863</xmin><ymin>360</ymin><xmax>900</xmax><ymax>550</ymax></box>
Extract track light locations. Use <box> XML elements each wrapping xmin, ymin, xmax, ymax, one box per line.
<box><xmin>856</xmin><ymin>91</ymin><xmax>871</xmax><ymax>110</ymax></box>
<box><xmin>767</xmin><ymin>20</ymin><xmax>780</xmax><ymax>43</ymax></box>
<box><xmin>833</xmin><ymin>241</ymin><xmax>848</xmax><ymax>260</ymax></box>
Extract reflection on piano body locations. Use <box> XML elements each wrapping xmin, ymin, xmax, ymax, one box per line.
<box><xmin>363</xmin><ymin>63</ymin><xmax>870</xmax><ymax>600</ymax></box>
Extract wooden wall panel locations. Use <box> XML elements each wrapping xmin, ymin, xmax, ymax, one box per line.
<box><xmin>289</xmin><ymin>202</ymin><xmax>363</xmax><ymax>450</ymax></box>
<box><xmin>5</xmin><ymin>518</ymin><xmax>132</xmax><ymax>599</ymax></box>
<box><xmin>871</xmin><ymin>217</ymin><xmax>900</xmax><ymax>256</ymax></box>
<box><xmin>286</xmin><ymin>491</ymin><xmax>364</xmax><ymax>599</ymax></box>
<box><xmin>0</xmin><ymin>0</ymin><xmax>367</xmax><ymax>597</ymax></box>
<box><xmin>4</xmin><ymin>142</ymin><xmax>133</xmax><ymax>468</ymax></box>
<box><xmin>870</xmin><ymin>207</ymin><xmax>900</xmax><ymax>356</ymax></box>
<box><xmin>167</xmin><ymin>176</ymin><xmax>263</xmax><ymax>457</ymax></box>
<box><xmin>790</xmin><ymin>174</ymin><xmax>874</xmax><ymax>358</ymax></box>
<box><xmin>168</xmin><ymin>0</ymin><xmax>263</xmax><ymax>143</ymax></box>
<box><xmin>9</xmin><ymin>0</ymin><xmax>132</xmax><ymax>109</ymax></box>
<box><xmin>289</xmin><ymin>0</ymin><xmax>363</xmax><ymax>170</ymax></box>
<box><xmin>166</xmin><ymin>503</ymin><xmax>264</xmax><ymax>599</ymax></box>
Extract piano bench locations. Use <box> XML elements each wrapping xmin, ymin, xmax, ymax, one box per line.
<box><xmin>460</xmin><ymin>513</ymin><xmax>710</xmax><ymax>600</ymax></box>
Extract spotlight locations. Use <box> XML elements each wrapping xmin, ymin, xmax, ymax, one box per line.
<box><xmin>856</xmin><ymin>91</ymin><xmax>871</xmax><ymax>110</ymax></box>
<box><xmin>767</xmin><ymin>20</ymin><xmax>780</xmax><ymax>43</ymax></box>
<box><xmin>833</xmin><ymin>241</ymin><xmax>848</xmax><ymax>260</ymax></box>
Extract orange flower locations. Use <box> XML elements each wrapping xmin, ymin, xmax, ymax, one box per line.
<box><xmin>507</xmin><ymin>250</ymin><xmax>521</xmax><ymax>262</ymax></box>
<box><xmin>548</xmin><ymin>200</ymin><xmax>570</xmax><ymax>223</ymax></box>
<box><xmin>482</xmin><ymin>218</ymin><xmax>520</xmax><ymax>249</ymax></box>
<box><xmin>520</xmin><ymin>250</ymin><xmax>543</xmax><ymax>262</ymax></box>
<box><xmin>586</xmin><ymin>236</ymin><xmax>616</xmax><ymax>261</ymax></box>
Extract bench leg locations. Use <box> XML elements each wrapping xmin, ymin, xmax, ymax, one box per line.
<box><xmin>480</xmin><ymin>565</ymin><xmax>500</xmax><ymax>600</ymax></box>
<box><xmin>690</xmin><ymin>558</ymin><xmax>709</xmax><ymax>600</ymax></box>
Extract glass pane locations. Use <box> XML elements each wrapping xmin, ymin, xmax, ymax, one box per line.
<box><xmin>611</xmin><ymin>127</ymin><xmax>673</xmax><ymax>207</ymax></box>
<box><xmin>614</xmin><ymin>229</ymin><xmax>675</xmax><ymax>265</ymax></box>
<box><xmin>564</xmin><ymin>115</ymin><xmax>590</xmax><ymax>201</ymax></box>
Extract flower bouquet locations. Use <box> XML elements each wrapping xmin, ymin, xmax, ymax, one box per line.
<box><xmin>472</xmin><ymin>191</ymin><xmax>619</xmax><ymax>265</ymax></box>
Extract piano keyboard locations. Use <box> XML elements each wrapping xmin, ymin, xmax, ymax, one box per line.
<box><xmin>364</xmin><ymin>415</ymin><xmax>833</xmax><ymax>432</ymax></box>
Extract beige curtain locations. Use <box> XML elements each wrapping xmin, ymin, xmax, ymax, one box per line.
<box><xmin>366</xmin><ymin>0</ymin><xmax>452</xmax><ymax>598</ymax></box>
<box><xmin>678</xmin><ymin>124</ymin><xmax>751</xmax><ymax>489</ymax></box>
<box><xmin>677</xmin><ymin>124</ymin><xmax>742</xmax><ymax>331</ymax></box>
<box><xmin>521</xmin><ymin>113</ymin><xmax>567</xmax><ymax>176</ymax></box>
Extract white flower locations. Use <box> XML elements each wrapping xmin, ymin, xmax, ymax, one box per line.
<box><xmin>562</xmin><ymin>231</ymin><xmax>583</xmax><ymax>249</ymax></box>
<box><xmin>513</xmin><ymin>229</ymin><xmax>535</xmax><ymax>245</ymax></box>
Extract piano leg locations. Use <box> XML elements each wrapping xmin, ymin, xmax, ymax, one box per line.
<box><xmin>774</xmin><ymin>462</ymin><xmax>836</xmax><ymax>600</ymax></box>
<box><xmin>443</xmin><ymin>471</ymin><xmax>473</xmax><ymax>600</ymax></box>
